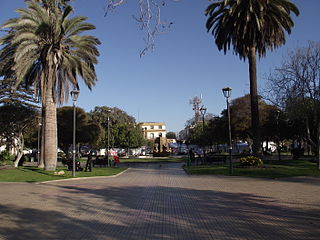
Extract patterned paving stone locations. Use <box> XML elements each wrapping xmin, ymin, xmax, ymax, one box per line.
<box><xmin>0</xmin><ymin>163</ymin><xmax>319</xmax><ymax>240</ymax></box>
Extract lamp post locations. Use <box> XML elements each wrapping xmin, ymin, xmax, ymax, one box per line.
<box><xmin>199</xmin><ymin>106</ymin><xmax>207</xmax><ymax>163</ymax></box>
<box><xmin>37</xmin><ymin>122</ymin><xmax>42</xmax><ymax>163</ymax></box>
<box><xmin>70</xmin><ymin>89</ymin><xmax>80</xmax><ymax>177</ymax></box>
<box><xmin>276</xmin><ymin>110</ymin><xmax>281</xmax><ymax>161</ymax></box>
<box><xmin>107</xmin><ymin>109</ymin><xmax>111</xmax><ymax>167</ymax></box>
<box><xmin>222</xmin><ymin>87</ymin><xmax>233</xmax><ymax>175</ymax></box>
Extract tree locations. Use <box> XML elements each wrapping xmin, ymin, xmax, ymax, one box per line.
<box><xmin>166</xmin><ymin>132</ymin><xmax>176</xmax><ymax>139</ymax></box>
<box><xmin>105</xmin><ymin>0</ymin><xmax>175</xmax><ymax>56</ymax></box>
<box><xmin>0</xmin><ymin>0</ymin><xmax>100</xmax><ymax>170</ymax></box>
<box><xmin>57</xmin><ymin>107</ymin><xmax>102</xmax><ymax>156</ymax></box>
<box><xmin>229</xmin><ymin>94</ymin><xmax>281</xmax><ymax>144</ymax></box>
<box><xmin>0</xmin><ymin>77</ymin><xmax>39</xmax><ymax>108</ymax></box>
<box><xmin>187</xmin><ymin>124</ymin><xmax>211</xmax><ymax>147</ymax></box>
<box><xmin>0</xmin><ymin>104</ymin><xmax>38</xmax><ymax>167</ymax></box>
<box><xmin>89</xmin><ymin>106</ymin><xmax>145</xmax><ymax>149</ymax></box>
<box><xmin>266</xmin><ymin>42</ymin><xmax>320</xmax><ymax>168</ymax></box>
<box><xmin>205</xmin><ymin>0</ymin><xmax>299</xmax><ymax>156</ymax></box>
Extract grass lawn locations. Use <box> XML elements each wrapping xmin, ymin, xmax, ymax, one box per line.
<box><xmin>184</xmin><ymin>160</ymin><xmax>320</xmax><ymax>178</ymax></box>
<box><xmin>119</xmin><ymin>157</ymin><xmax>187</xmax><ymax>163</ymax></box>
<box><xmin>0</xmin><ymin>166</ymin><xmax>127</xmax><ymax>182</ymax></box>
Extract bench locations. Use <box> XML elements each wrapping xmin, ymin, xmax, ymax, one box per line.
<box><xmin>205</xmin><ymin>155</ymin><xmax>227</xmax><ymax>164</ymax></box>
<box><xmin>65</xmin><ymin>159</ymin><xmax>83</xmax><ymax>171</ymax></box>
<box><xmin>92</xmin><ymin>157</ymin><xmax>109</xmax><ymax>167</ymax></box>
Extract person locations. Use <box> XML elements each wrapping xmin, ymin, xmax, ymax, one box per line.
<box><xmin>76</xmin><ymin>160</ymin><xmax>83</xmax><ymax>171</ymax></box>
<box><xmin>113</xmin><ymin>155</ymin><xmax>120</xmax><ymax>167</ymax></box>
<box><xmin>85</xmin><ymin>151</ymin><xmax>93</xmax><ymax>172</ymax></box>
<box><xmin>188</xmin><ymin>148</ymin><xmax>195</xmax><ymax>165</ymax></box>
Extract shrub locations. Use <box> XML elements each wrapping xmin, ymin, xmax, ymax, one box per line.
<box><xmin>0</xmin><ymin>150</ymin><xmax>13</xmax><ymax>166</ymax></box>
<box><xmin>239</xmin><ymin>155</ymin><xmax>263</xmax><ymax>167</ymax></box>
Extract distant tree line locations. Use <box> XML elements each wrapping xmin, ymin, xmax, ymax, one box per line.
<box><xmin>0</xmin><ymin>99</ymin><xmax>146</xmax><ymax>166</ymax></box>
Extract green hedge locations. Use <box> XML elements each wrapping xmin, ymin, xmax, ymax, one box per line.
<box><xmin>239</xmin><ymin>156</ymin><xmax>263</xmax><ymax>167</ymax></box>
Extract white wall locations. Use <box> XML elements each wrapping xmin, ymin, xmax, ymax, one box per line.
<box><xmin>146</xmin><ymin>131</ymin><xmax>166</xmax><ymax>139</ymax></box>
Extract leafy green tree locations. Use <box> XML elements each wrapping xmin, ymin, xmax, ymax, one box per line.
<box><xmin>57</xmin><ymin>107</ymin><xmax>102</xmax><ymax>156</ymax></box>
<box><xmin>205</xmin><ymin>0</ymin><xmax>299</xmax><ymax>155</ymax></box>
<box><xmin>229</xmin><ymin>95</ymin><xmax>276</xmax><ymax>141</ymax></box>
<box><xmin>228</xmin><ymin>94</ymin><xmax>292</xmax><ymax>151</ymax></box>
<box><xmin>207</xmin><ymin>115</ymin><xmax>228</xmax><ymax>146</ymax></box>
<box><xmin>0</xmin><ymin>104</ymin><xmax>38</xmax><ymax>167</ymax></box>
<box><xmin>89</xmin><ymin>106</ymin><xmax>145</xmax><ymax>150</ymax></box>
<box><xmin>0</xmin><ymin>0</ymin><xmax>100</xmax><ymax>170</ymax></box>
<box><xmin>166</xmin><ymin>132</ymin><xmax>176</xmax><ymax>139</ymax></box>
<box><xmin>112</xmin><ymin>123</ymin><xmax>145</xmax><ymax>149</ymax></box>
<box><xmin>187</xmin><ymin>124</ymin><xmax>209</xmax><ymax>147</ymax></box>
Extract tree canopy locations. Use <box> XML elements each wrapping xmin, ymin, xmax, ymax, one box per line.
<box><xmin>57</xmin><ymin>106</ymin><xmax>102</xmax><ymax>156</ymax></box>
<box><xmin>0</xmin><ymin>104</ymin><xmax>38</xmax><ymax>166</ymax></box>
<box><xmin>0</xmin><ymin>0</ymin><xmax>101</xmax><ymax>170</ymax></box>
<box><xmin>89</xmin><ymin>106</ymin><xmax>145</xmax><ymax>149</ymax></box>
<box><xmin>205</xmin><ymin>0</ymin><xmax>299</xmax><ymax>156</ymax></box>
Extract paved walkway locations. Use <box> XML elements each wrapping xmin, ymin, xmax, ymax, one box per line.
<box><xmin>0</xmin><ymin>163</ymin><xmax>319</xmax><ymax>240</ymax></box>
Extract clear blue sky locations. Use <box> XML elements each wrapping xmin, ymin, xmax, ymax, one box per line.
<box><xmin>1</xmin><ymin>0</ymin><xmax>319</xmax><ymax>133</ymax></box>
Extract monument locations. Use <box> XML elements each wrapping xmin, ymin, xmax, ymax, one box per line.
<box><xmin>153</xmin><ymin>133</ymin><xmax>170</xmax><ymax>157</ymax></box>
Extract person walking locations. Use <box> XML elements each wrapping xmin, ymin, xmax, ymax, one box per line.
<box><xmin>188</xmin><ymin>148</ymin><xmax>195</xmax><ymax>166</ymax></box>
<box><xmin>85</xmin><ymin>151</ymin><xmax>93</xmax><ymax>172</ymax></box>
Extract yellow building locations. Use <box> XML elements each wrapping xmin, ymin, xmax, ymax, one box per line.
<box><xmin>140</xmin><ymin>122</ymin><xmax>166</xmax><ymax>140</ymax></box>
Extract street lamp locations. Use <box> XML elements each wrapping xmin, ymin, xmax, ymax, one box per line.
<box><xmin>276</xmin><ymin>110</ymin><xmax>281</xmax><ymax>161</ymax></box>
<box><xmin>222</xmin><ymin>87</ymin><xmax>233</xmax><ymax>175</ymax></box>
<box><xmin>107</xmin><ymin>109</ymin><xmax>112</xmax><ymax>167</ymax></box>
<box><xmin>70</xmin><ymin>88</ymin><xmax>80</xmax><ymax>177</ymax></box>
<box><xmin>199</xmin><ymin>106</ymin><xmax>207</xmax><ymax>163</ymax></box>
<box><xmin>37</xmin><ymin>121</ymin><xmax>42</xmax><ymax>163</ymax></box>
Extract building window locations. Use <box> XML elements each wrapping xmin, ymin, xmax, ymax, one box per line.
<box><xmin>150</xmin><ymin>125</ymin><xmax>154</xmax><ymax>129</ymax></box>
<box><xmin>150</xmin><ymin>133</ymin><xmax>154</xmax><ymax>139</ymax></box>
<box><xmin>158</xmin><ymin>125</ymin><xmax>162</xmax><ymax>129</ymax></box>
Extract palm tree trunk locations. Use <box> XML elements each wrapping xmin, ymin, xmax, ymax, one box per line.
<box><xmin>38</xmin><ymin>108</ymin><xmax>45</xmax><ymax>169</ymax></box>
<box><xmin>317</xmin><ymin>121</ymin><xmax>320</xmax><ymax>169</ymax></box>
<box><xmin>44</xmin><ymin>88</ymin><xmax>58</xmax><ymax>171</ymax></box>
<box><xmin>248</xmin><ymin>47</ymin><xmax>262</xmax><ymax>156</ymax></box>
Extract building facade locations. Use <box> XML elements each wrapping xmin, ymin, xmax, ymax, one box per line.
<box><xmin>140</xmin><ymin>122</ymin><xmax>166</xmax><ymax>140</ymax></box>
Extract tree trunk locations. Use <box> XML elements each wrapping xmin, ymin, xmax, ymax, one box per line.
<box><xmin>38</xmin><ymin>108</ymin><xmax>45</xmax><ymax>169</ymax></box>
<box><xmin>248</xmin><ymin>47</ymin><xmax>262</xmax><ymax>156</ymax></box>
<box><xmin>44</xmin><ymin>89</ymin><xmax>58</xmax><ymax>171</ymax></box>
<box><xmin>317</xmin><ymin>122</ymin><xmax>320</xmax><ymax>170</ymax></box>
<box><xmin>13</xmin><ymin>132</ymin><xmax>24</xmax><ymax>168</ymax></box>
<box><xmin>306</xmin><ymin>118</ymin><xmax>316</xmax><ymax>149</ymax></box>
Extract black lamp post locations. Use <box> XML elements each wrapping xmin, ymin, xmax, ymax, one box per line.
<box><xmin>70</xmin><ymin>89</ymin><xmax>79</xmax><ymax>177</ymax></box>
<box><xmin>222</xmin><ymin>87</ymin><xmax>233</xmax><ymax>175</ymax></box>
<box><xmin>199</xmin><ymin>106</ymin><xmax>207</xmax><ymax>163</ymax></box>
<box><xmin>37</xmin><ymin>121</ymin><xmax>42</xmax><ymax>163</ymax></box>
<box><xmin>276</xmin><ymin>110</ymin><xmax>281</xmax><ymax>161</ymax></box>
<box><xmin>107</xmin><ymin>109</ymin><xmax>111</xmax><ymax>167</ymax></box>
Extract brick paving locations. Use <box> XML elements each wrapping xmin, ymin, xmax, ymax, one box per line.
<box><xmin>0</xmin><ymin>162</ymin><xmax>319</xmax><ymax>240</ymax></box>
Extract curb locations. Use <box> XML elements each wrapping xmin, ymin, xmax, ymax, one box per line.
<box><xmin>38</xmin><ymin>168</ymin><xmax>130</xmax><ymax>184</ymax></box>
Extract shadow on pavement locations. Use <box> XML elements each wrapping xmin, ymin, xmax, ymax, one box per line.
<box><xmin>0</xmin><ymin>184</ymin><xmax>319</xmax><ymax>240</ymax></box>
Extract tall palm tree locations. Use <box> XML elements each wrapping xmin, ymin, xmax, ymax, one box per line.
<box><xmin>205</xmin><ymin>0</ymin><xmax>299</xmax><ymax>155</ymax></box>
<box><xmin>0</xmin><ymin>0</ymin><xmax>100</xmax><ymax>170</ymax></box>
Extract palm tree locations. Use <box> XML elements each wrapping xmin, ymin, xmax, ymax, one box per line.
<box><xmin>205</xmin><ymin>0</ymin><xmax>299</xmax><ymax>155</ymax></box>
<box><xmin>0</xmin><ymin>0</ymin><xmax>100</xmax><ymax>170</ymax></box>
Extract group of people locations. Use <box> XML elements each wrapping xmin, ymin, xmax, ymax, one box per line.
<box><xmin>188</xmin><ymin>148</ymin><xmax>206</xmax><ymax>165</ymax></box>
<box><xmin>84</xmin><ymin>151</ymin><xmax>121</xmax><ymax>172</ymax></box>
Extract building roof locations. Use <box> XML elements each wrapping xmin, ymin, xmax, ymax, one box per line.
<box><xmin>139</xmin><ymin>122</ymin><xmax>165</xmax><ymax>126</ymax></box>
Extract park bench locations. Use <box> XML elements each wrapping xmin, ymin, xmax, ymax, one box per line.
<box><xmin>64</xmin><ymin>159</ymin><xmax>83</xmax><ymax>171</ymax></box>
<box><xmin>92</xmin><ymin>157</ymin><xmax>108</xmax><ymax>167</ymax></box>
<box><xmin>205</xmin><ymin>155</ymin><xmax>227</xmax><ymax>164</ymax></box>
